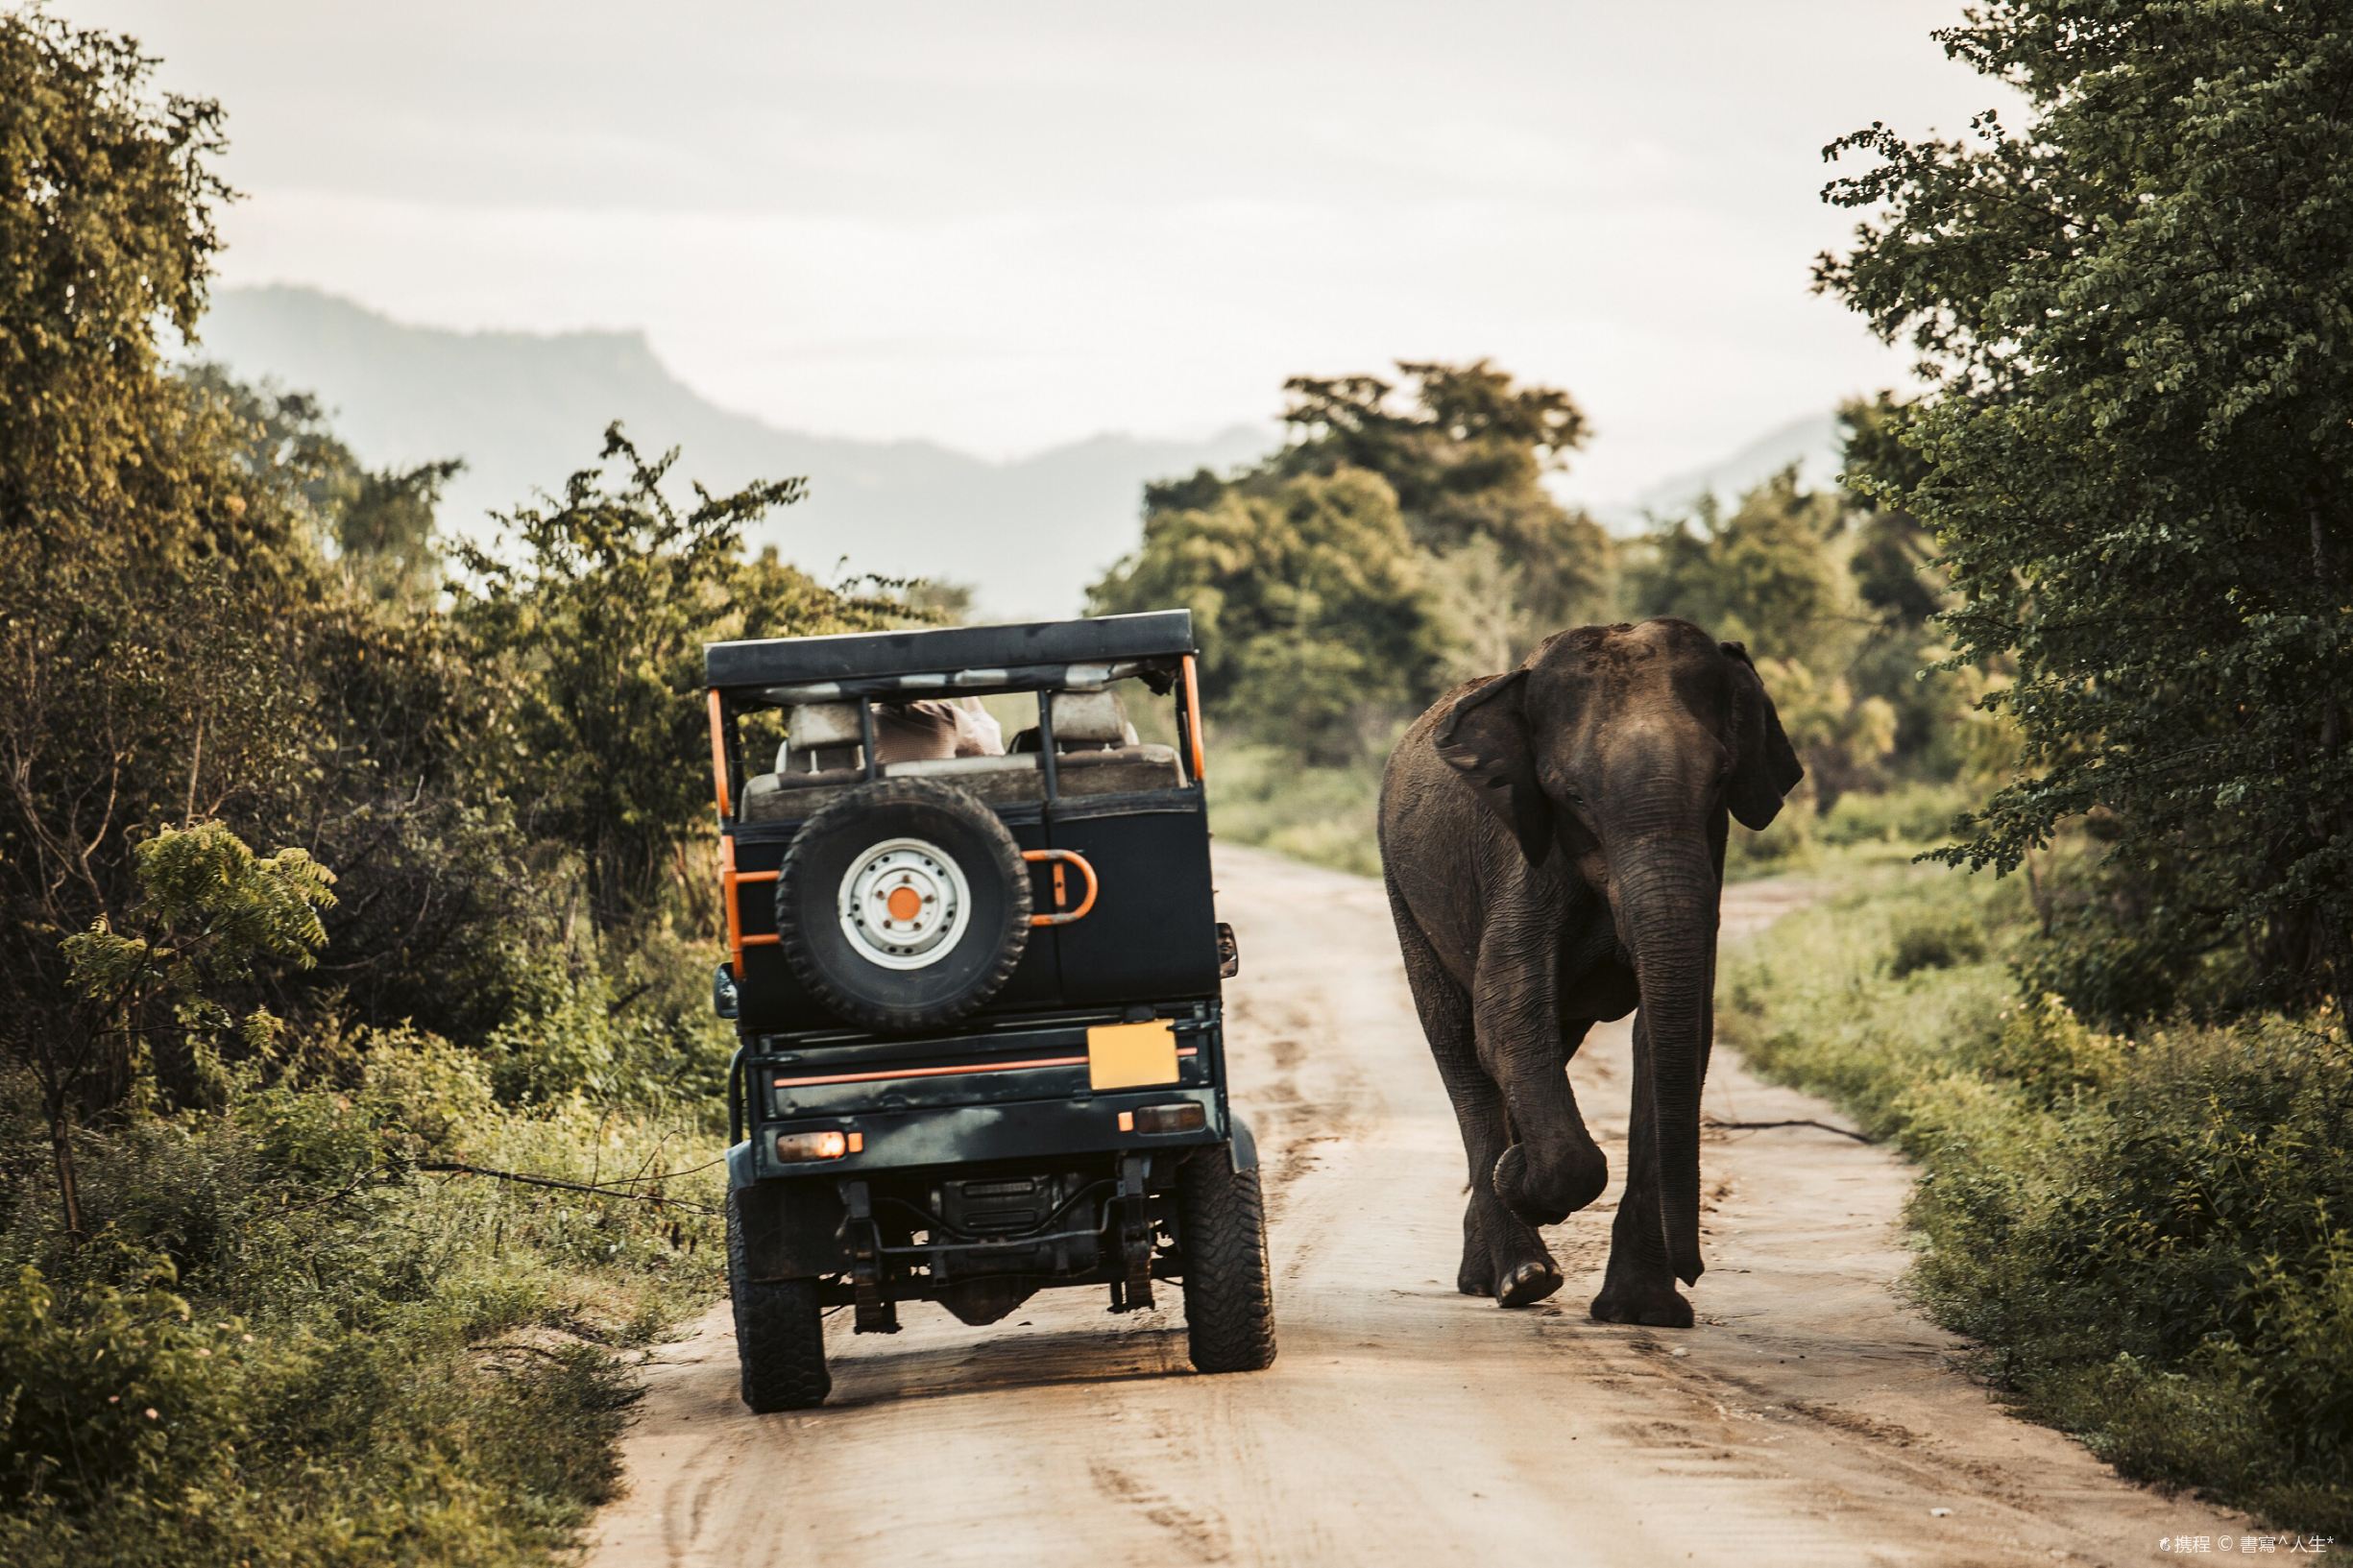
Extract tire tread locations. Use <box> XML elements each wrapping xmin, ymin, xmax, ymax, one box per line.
<box><xmin>728</xmin><ymin>1191</ymin><xmax>831</xmax><ymax>1411</ymax></box>
<box><xmin>1177</xmin><ymin>1150</ymin><xmax>1277</xmax><ymax>1374</ymax></box>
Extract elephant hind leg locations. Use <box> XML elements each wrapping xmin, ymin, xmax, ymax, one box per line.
<box><xmin>1385</xmin><ymin>879</ymin><xmax>1560</xmax><ymax>1309</ymax></box>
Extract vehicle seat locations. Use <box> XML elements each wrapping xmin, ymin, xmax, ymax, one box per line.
<box><xmin>1047</xmin><ymin>688</ymin><xmax>1185</xmax><ymax>795</ymax></box>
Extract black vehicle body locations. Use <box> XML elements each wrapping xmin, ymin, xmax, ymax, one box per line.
<box><xmin>706</xmin><ymin>611</ymin><xmax>1274</xmax><ymax>1409</ymax></box>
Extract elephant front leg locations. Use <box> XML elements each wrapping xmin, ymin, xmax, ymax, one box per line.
<box><xmin>1592</xmin><ymin>1012</ymin><xmax>1696</xmax><ymax>1328</ymax></box>
<box><xmin>1448</xmin><ymin>1085</ymin><xmax>1563</xmax><ymax>1307</ymax></box>
<box><xmin>1475</xmin><ymin>949</ymin><xmax>1608</xmax><ymax>1229</ymax></box>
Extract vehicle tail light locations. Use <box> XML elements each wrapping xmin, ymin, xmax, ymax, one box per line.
<box><xmin>1132</xmin><ymin>1102</ymin><xmax>1207</xmax><ymax>1135</ymax></box>
<box><xmin>774</xmin><ymin>1129</ymin><xmax>851</xmax><ymax>1161</ymax></box>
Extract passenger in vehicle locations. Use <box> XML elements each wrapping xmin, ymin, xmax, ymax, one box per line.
<box><xmin>872</xmin><ymin>697</ymin><xmax>1004</xmax><ymax>763</ymax></box>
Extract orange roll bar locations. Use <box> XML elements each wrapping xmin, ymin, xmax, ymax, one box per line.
<box><xmin>1180</xmin><ymin>654</ymin><xmax>1206</xmax><ymax>782</ymax></box>
<box><xmin>707</xmin><ymin>688</ymin><xmax>732</xmax><ymax>818</ymax></box>
<box><xmin>1022</xmin><ymin>848</ymin><xmax>1099</xmax><ymax>927</ymax></box>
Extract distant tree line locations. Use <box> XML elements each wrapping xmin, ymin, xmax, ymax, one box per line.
<box><xmin>1091</xmin><ymin>366</ymin><xmax>1982</xmax><ymax>813</ymax></box>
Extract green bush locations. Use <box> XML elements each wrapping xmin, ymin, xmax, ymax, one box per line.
<box><xmin>1885</xmin><ymin>907</ymin><xmax>1989</xmax><ymax>977</ymax></box>
<box><xmin>1722</xmin><ymin>869</ymin><xmax>2353</xmax><ymax>1533</ymax></box>
<box><xmin>0</xmin><ymin>1027</ymin><xmax>722</xmax><ymax>1566</ymax></box>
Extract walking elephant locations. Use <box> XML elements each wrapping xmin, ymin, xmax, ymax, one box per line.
<box><xmin>1378</xmin><ymin>618</ymin><xmax>1804</xmax><ymax>1326</ymax></box>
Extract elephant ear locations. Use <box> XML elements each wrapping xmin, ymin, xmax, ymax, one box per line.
<box><xmin>1434</xmin><ymin>669</ymin><xmax>1552</xmax><ymax>865</ymax></box>
<box><xmin>1720</xmin><ymin>641</ymin><xmax>1805</xmax><ymax>830</ymax></box>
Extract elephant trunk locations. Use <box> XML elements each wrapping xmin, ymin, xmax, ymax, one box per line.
<box><xmin>1613</xmin><ymin>833</ymin><xmax>1719</xmax><ymax>1286</ymax></box>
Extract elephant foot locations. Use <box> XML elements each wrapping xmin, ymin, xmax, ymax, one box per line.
<box><xmin>1497</xmin><ymin>1258</ymin><xmax>1564</xmax><ymax>1308</ymax></box>
<box><xmin>1458</xmin><ymin>1211</ymin><xmax>1560</xmax><ymax>1306</ymax></box>
<box><xmin>1460</xmin><ymin>1250</ymin><xmax>1563</xmax><ymax>1306</ymax></box>
<box><xmin>1589</xmin><ymin>1280</ymin><xmax>1694</xmax><ymax>1329</ymax></box>
<box><xmin>1493</xmin><ymin>1142</ymin><xmax>1608</xmax><ymax>1228</ymax></box>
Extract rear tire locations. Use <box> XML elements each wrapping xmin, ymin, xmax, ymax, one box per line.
<box><xmin>1176</xmin><ymin>1147</ymin><xmax>1277</xmax><ymax>1374</ymax></box>
<box><xmin>728</xmin><ymin>1189</ymin><xmax>830</xmax><ymax>1411</ymax></box>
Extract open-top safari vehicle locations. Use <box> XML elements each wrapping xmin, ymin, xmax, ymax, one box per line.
<box><xmin>704</xmin><ymin>610</ymin><xmax>1275</xmax><ymax>1410</ymax></box>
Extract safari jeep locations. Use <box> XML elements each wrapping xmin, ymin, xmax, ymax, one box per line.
<box><xmin>704</xmin><ymin>610</ymin><xmax>1276</xmax><ymax>1410</ymax></box>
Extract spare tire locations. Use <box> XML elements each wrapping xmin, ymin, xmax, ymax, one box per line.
<box><xmin>774</xmin><ymin>778</ymin><xmax>1031</xmax><ymax>1033</ymax></box>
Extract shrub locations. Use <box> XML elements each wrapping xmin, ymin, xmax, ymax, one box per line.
<box><xmin>1885</xmin><ymin>907</ymin><xmax>1988</xmax><ymax>977</ymax></box>
<box><xmin>1723</xmin><ymin>869</ymin><xmax>2353</xmax><ymax>1533</ymax></box>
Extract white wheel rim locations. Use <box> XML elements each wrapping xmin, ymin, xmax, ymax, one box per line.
<box><xmin>837</xmin><ymin>836</ymin><xmax>972</xmax><ymax>971</ymax></box>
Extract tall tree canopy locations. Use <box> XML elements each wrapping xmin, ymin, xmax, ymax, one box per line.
<box><xmin>1273</xmin><ymin>360</ymin><xmax>1613</xmax><ymax>645</ymax></box>
<box><xmin>1092</xmin><ymin>468</ymin><xmax>1452</xmax><ymax>763</ymax></box>
<box><xmin>1098</xmin><ymin>360</ymin><xmax>1613</xmax><ymax>760</ymax></box>
<box><xmin>1818</xmin><ymin>0</ymin><xmax>2353</xmax><ymax>1017</ymax></box>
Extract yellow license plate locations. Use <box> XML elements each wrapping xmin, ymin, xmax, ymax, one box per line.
<box><xmin>1086</xmin><ymin>1021</ymin><xmax>1179</xmax><ymax>1091</ymax></box>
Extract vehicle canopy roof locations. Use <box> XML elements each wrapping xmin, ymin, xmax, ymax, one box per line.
<box><xmin>704</xmin><ymin>610</ymin><xmax>1196</xmax><ymax>703</ymax></box>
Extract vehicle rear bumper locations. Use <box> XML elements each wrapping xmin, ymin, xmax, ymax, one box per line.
<box><xmin>741</xmin><ymin>1001</ymin><xmax>1228</xmax><ymax>1179</ymax></box>
<box><xmin>757</xmin><ymin>1085</ymin><xmax>1225</xmax><ymax>1175</ymax></box>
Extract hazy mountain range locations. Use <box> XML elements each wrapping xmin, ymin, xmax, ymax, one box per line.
<box><xmin>1608</xmin><ymin>410</ymin><xmax>1846</xmax><ymax>526</ymax></box>
<box><xmin>193</xmin><ymin>286</ymin><xmax>1844</xmax><ymax>617</ymax></box>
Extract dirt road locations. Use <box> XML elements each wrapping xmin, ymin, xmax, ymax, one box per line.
<box><xmin>585</xmin><ymin>847</ymin><xmax>2229</xmax><ymax>1567</ymax></box>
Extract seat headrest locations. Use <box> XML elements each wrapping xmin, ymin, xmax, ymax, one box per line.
<box><xmin>785</xmin><ymin>701</ymin><xmax>863</xmax><ymax>747</ymax></box>
<box><xmin>1050</xmin><ymin>688</ymin><xmax>1128</xmax><ymax>743</ymax></box>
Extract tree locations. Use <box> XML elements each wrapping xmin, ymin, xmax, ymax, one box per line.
<box><xmin>1819</xmin><ymin>0</ymin><xmax>2353</xmax><ymax>1018</ymax></box>
<box><xmin>452</xmin><ymin>425</ymin><xmax>908</xmax><ymax>933</ymax></box>
<box><xmin>187</xmin><ymin>367</ymin><xmax>465</xmax><ymax>604</ymax></box>
<box><xmin>0</xmin><ymin>15</ymin><xmax>255</xmax><ymax>1229</ymax></box>
<box><xmin>62</xmin><ymin>825</ymin><xmax>334</xmax><ymax>1127</ymax></box>
<box><xmin>1838</xmin><ymin>393</ymin><xmax>1980</xmax><ymax>777</ymax></box>
<box><xmin>1101</xmin><ymin>359</ymin><xmax>1613</xmax><ymax>765</ymax></box>
<box><xmin>1091</xmin><ymin>469</ymin><xmax>1454</xmax><ymax>763</ymax></box>
<box><xmin>1628</xmin><ymin>467</ymin><xmax>1856</xmax><ymax>671</ymax></box>
<box><xmin>1276</xmin><ymin>360</ymin><xmax>1613</xmax><ymax>647</ymax></box>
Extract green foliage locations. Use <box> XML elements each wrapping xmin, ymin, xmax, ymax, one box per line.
<box><xmin>1093</xmin><ymin>469</ymin><xmax>1452</xmax><ymax>764</ymax></box>
<box><xmin>1628</xmin><ymin>468</ymin><xmax>1911</xmax><ymax>811</ymax></box>
<box><xmin>1629</xmin><ymin>468</ymin><xmax>1856</xmax><ymax>673</ymax></box>
<box><xmin>1885</xmin><ymin>906</ymin><xmax>1988</xmax><ymax>978</ymax></box>
<box><xmin>62</xmin><ymin>825</ymin><xmax>336</xmax><ymax>1111</ymax></box>
<box><xmin>1098</xmin><ymin>360</ymin><xmax>1614</xmax><ymax>768</ymax></box>
<box><xmin>69</xmin><ymin>825</ymin><xmax>337</xmax><ymax>992</ymax></box>
<box><xmin>1723</xmin><ymin>867</ymin><xmax>2353</xmax><ymax>1532</ymax></box>
<box><xmin>0</xmin><ymin>17</ymin><xmax>834</xmax><ymax>1561</ymax></box>
<box><xmin>0</xmin><ymin>1261</ymin><xmax>251</xmax><ymax>1518</ymax></box>
<box><xmin>453</xmin><ymin>424</ymin><xmax>908</xmax><ymax>931</ymax></box>
<box><xmin>1819</xmin><ymin>0</ymin><xmax>2353</xmax><ymax>1018</ymax></box>
<box><xmin>1813</xmin><ymin>780</ymin><xmax>1976</xmax><ymax>850</ymax></box>
<box><xmin>0</xmin><ymin>1035</ymin><xmax>719</xmax><ymax>1567</ymax></box>
<box><xmin>0</xmin><ymin>12</ymin><xmax>228</xmax><ymax>560</ymax></box>
<box><xmin>187</xmin><ymin>367</ymin><xmax>464</xmax><ymax>603</ymax></box>
<box><xmin>1274</xmin><ymin>360</ymin><xmax>1612</xmax><ymax>647</ymax></box>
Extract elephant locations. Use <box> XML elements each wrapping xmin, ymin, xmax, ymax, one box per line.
<box><xmin>1377</xmin><ymin>618</ymin><xmax>1804</xmax><ymax>1326</ymax></box>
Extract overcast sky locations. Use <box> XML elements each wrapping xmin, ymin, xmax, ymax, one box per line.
<box><xmin>81</xmin><ymin>1</ymin><xmax>2001</xmax><ymax>503</ymax></box>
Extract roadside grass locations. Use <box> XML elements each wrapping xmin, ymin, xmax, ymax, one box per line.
<box><xmin>1208</xmin><ymin>745</ymin><xmax>1386</xmax><ymax>880</ymax></box>
<box><xmin>1718</xmin><ymin>861</ymin><xmax>2353</xmax><ymax>1534</ymax></box>
<box><xmin>0</xmin><ymin>1016</ymin><xmax>725</xmax><ymax>1565</ymax></box>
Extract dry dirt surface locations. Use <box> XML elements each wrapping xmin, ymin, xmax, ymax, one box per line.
<box><xmin>584</xmin><ymin>846</ymin><xmax>2243</xmax><ymax>1568</ymax></box>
